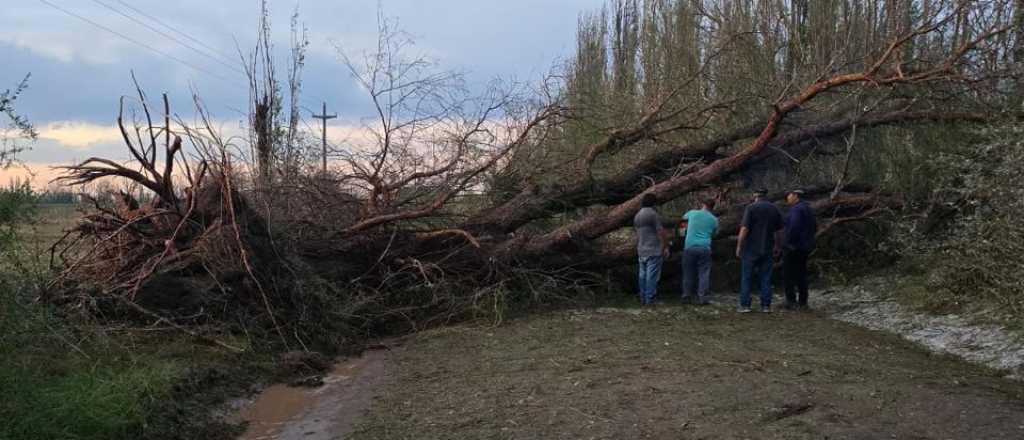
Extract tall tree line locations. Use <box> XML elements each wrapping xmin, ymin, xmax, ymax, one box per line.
<box><xmin>514</xmin><ymin>0</ymin><xmax>1020</xmax><ymax>193</ymax></box>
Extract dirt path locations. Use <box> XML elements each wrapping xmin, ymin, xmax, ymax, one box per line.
<box><xmin>348</xmin><ymin>301</ymin><xmax>1024</xmax><ymax>439</ymax></box>
<box><xmin>233</xmin><ymin>349</ymin><xmax>388</xmax><ymax>440</ymax></box>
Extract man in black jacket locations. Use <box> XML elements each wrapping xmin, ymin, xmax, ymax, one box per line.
<box><xmin>735</xmin><ymin>189</ymin><xmax>784</xmax><ymax>313</ymax></box>
<box><xmin>782</xmin><ymin>189</ymin><xmax>817</xmax><ymax>310</ymax></box>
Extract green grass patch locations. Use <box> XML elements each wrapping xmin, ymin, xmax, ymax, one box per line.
<box><xmin>0</xmin><ymin>283</ymin><xmax>253</xmax><ymax>440</ymax></box>
<box><xmin>0</xmin><ymin>325</ymin><xmax>261</xmax><ymax>440</ymax></box>
<box><xmin>0</xmin><ymin>361</ymin><xmax>179</xmax><ymax>440</ymax></box>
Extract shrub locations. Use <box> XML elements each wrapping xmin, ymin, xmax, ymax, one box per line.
<box><xmin>889</xmin><ymin>121</ymin><xmax>1024</xmax><ymax>317</ymax></box>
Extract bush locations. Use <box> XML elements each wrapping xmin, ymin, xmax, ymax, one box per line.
<box><xmin>0</xmin><ymin>180</ymin><xmax>42</xmax><ymax>353</ymax></box>
<box><xmin>889</xmin><ymin>121</ymin><xmax>1024</xmax><ymax>318</ymax></box>
<box><xmin>0</xmin><ymin>179</ymin><xmax>37</xmax><ymax>248</ymax></box>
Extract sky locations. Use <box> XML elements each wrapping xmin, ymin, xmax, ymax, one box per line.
<box><xmin>1</xmin><ymin>0</ymin><xmax>601</xmax><ymax>186</ymax></box>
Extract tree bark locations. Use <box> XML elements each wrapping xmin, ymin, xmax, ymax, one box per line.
<box><xmin>538</xmin><ymin>191</ymin><xmax>900</xmax><ymax>270</ymax></box>
<box><xmin>468</xmin><ymin>110</ymin><xmax>989</xmax><ymax>237</ymax></box>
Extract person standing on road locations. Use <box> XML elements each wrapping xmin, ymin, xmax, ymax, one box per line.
<box><xmin>783</xmin><ymin>189</ymin><xmax>817</xmax><ymax>310</ymax></box>
<box><xmin>735</xmin><ymin>189</ymin><xmax>784</xmax><ymax>313</ymax></box>
<box><xmin>680</xmin><ymin>198</ymin><xmax>719</xmax><ymax>305</ymax></box>
<box><xmin>634</xmin><ymin>193</ymin><xmax>669</xmax><ymax>306</ymax></box>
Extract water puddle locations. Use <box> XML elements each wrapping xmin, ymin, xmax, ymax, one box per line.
<box><xmin>234</xmin><ymin>349</ymin><xmax>388</xmax><ymax>440</ymax></box>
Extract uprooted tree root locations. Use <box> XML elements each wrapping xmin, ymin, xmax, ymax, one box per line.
<box><xmin>42</xmin><ymin>95</ymin><xmax>587</xmax><ymax>354</ymax></box>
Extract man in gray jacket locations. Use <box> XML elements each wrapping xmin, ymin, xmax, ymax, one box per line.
<box><xmin>635</xmin><ymin>193</ymin><xmax>668</xmax><ymax>305</ymax></box>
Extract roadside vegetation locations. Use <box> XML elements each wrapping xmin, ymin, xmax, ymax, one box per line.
<box><xmin>884</xmin><ymin>121</ymin><xmax>1024</xmax><ymax>326</ymax></box>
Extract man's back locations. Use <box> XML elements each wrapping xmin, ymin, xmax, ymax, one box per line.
<box><xmin>634</xmin><ymin>207</ymin><xmax>663</xmax><ymax>257</ymax></box>
<box><xmin>683</xmin><ymin>209</ymin><xmax>718</xmax><ymax>249</ymax></box>
<box><xmin>785</xmin><ymin>201</ymin><xmax>817</xmax><ymax>251</ymax></box>
<box><xmin>741</xmin><ymin>200</ymin><xmax>783</xmax><ymax>257</ymax></box>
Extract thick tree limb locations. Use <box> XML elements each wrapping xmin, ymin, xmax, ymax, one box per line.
<box><xmin>467</xmin><ymin>110</ymin><xmax>991</xmax><ymax>236</ymax></box>
<box><xmin>561</xmin><ymin>192</ymin><xmax>901</xmax><ymax>268</ymax></box>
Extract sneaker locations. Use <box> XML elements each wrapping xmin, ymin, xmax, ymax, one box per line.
<box><xmin>680</xmin><ymin>296</ymin><xmax>694</xmax><ymax>305</ymax></box>
<box><xmin>798</xmin><ymin>303</ymin><xmax>810</xmax><ymax>311</ymax></box>
<box><xmin>737</xmin><ymin>306</ymin><xmax>752</xmax><ymax>313</ymax></box>
<box><xmin>761</xmin><ymin>306</ymin><xmax>772</xmax><ymax>313</ymax></box>
<box><xmin>783</xmin><ymin>303</ymin><xmax>797</xmax><ymax>311</ymax></box>
<box><xmin>698</xmin><ymin>300</ymin><xmax>713</xmax><ymax>306</ymax></box>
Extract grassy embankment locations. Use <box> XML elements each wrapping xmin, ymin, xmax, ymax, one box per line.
<box><xmin>0</xmin><ymin>203</ymin><xmax>258</xmax><ymax>440</ymax></box>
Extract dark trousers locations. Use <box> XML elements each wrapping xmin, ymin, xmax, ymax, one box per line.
<box><xmin>784</xmin><ymin>249</ymin><xmax>810</xmax><ymax>306</ymax></box>
<box><xmin>681</xmin><ymin>247</ymin><xmax>712</xmax><ymax>303</ymax></box>
<box><xmin>740</xmin><ymin>254</ymin><xmax>774</xmax><ymax>308</ymax></box>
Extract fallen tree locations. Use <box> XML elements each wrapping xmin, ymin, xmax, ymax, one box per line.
<box><xmin>47</xmin><ymin>0</ymin><xmax>1022</xmax><ymax>350</ymax></box>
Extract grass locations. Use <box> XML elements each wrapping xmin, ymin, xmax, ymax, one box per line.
<box><xmin>0</xmin><ymin>361</ymin><xmax>178</xmax><ymax>440</ymax></box>
<box><xmin>0</xmin><ymin>312</ymin><xmax>257</xmax><ymax>440</ymax></box>
<box><xmin>353</xmin><ymin>303</ymin><xmax>1024</xmax><ymax>439</ymax></box>
<box><xmin>20</xmin><ymin>203</ymin><xmax>78</xmax><ymax>253</ymax></box>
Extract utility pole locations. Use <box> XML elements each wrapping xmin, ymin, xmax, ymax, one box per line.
<box><xmin>311</xmin><ymin>102</ymin><xmax>337</xmax><ymax>174</ymax></box>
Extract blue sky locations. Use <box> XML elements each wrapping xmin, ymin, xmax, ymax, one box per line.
<box><xmin>2</xmin><ymin>0</ymin><xmax>600</xmax><ymax>181</ymax></box>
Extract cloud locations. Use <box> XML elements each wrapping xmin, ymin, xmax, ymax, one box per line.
<box><xmin>38</xmin><ymin>121</ymin><xmax>123</xmax><ymax>150</ymax></box>
<box><xmin>1</xmin><ymin>162</ymin><xmax>73</xmax><ymax>189</ymax></box>
<box><xmin>0</xmin><ymin>30</ymin><xmax>120</xmax><ymax>65</ymax></box>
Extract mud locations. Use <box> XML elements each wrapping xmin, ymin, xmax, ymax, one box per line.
<box><xmin>233</xmin><ymin>349</ymin><xmax>388</xmax><ymax>440</ymax></box>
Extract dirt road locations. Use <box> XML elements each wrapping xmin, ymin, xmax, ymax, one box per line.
<box><xmin>349</xmin><ymin>303</ymin><xmax>1024</xmax><ymax>439</ymax></box>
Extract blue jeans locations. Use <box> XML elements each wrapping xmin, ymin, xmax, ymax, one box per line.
<box><xmin>681</xmin><ymin>247</ymin><xmax>712</xmax><ymax>303</ymax></box>
<box><xmin>740</xmin><ymin>254</ymin><xmax>774</xmax><ymax>308</ymax></box>
<box><xmin>637</xmin><ymin>255</ymin><xmax>664</xmax><ymax>305</ymax></box>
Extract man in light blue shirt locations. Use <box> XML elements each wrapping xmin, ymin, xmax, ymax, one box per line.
<box><xmin>680</xmin><ymin>198</ymin><xmax>719</xmax><ymax>305</ymax></box>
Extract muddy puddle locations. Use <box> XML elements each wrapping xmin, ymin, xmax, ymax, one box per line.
<box><xmin>233</xmin><ymin>349</ymin><xmax>388</xmax><ymax>440</ymax></box>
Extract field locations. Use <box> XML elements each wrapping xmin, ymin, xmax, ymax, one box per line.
<box><xmin>20</xmin><ymin>203</ymin><xmax>78</xmax><ymax>250</ymax></box>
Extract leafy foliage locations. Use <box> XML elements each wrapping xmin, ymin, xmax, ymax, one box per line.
<box><xmin>1</xmin><ymin>74</ymin><xmax>37</xmax><ymax>168</ymax></box>
<box><xmin>890</xmin><ymin>121</ymin><xmax>1024</xmax><ymax>316</ymax></box>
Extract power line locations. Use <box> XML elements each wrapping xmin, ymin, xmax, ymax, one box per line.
<box><xmin>112</xmin><ymin>0</ymin><xmax>241</xmax><ymax>68</ymax></box>
<box><xmin>38</xmin><ymin>0</ymin><xmax>244</xmax><ymax>89</ymax></box>
<box><xmin>90</xmin><ymin>0</ymin><xmax>246</xmax><ymax>77</ymax></box>
<box><xmin>40</xmin><ymin>0</ymin><xmax>332</xmax><ymax>123</ymax></box>
<box><xmin>109</xmin><ymin>0</ymin><xmax>331</xmax><ymax>109</ymax></box>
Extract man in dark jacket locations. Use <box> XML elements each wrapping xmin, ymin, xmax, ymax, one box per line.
<box><xmin>735</xmin><ymin>189</ymin><xmax>784</xmax><ymax>313</ymax></box>
<box><xmin>782</xmin><ymin>189</ymin><xmax>817</xmax><ymax>310</ymax></box>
